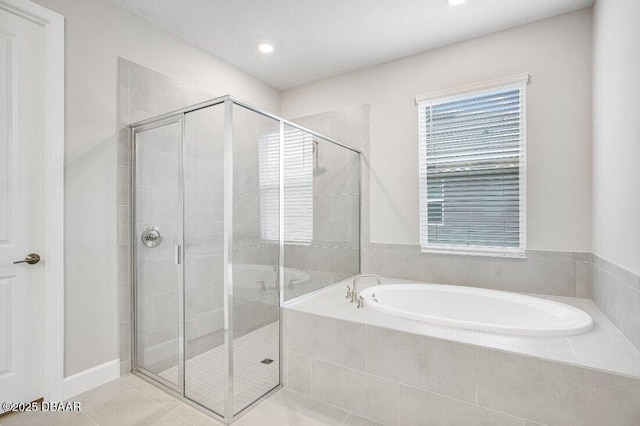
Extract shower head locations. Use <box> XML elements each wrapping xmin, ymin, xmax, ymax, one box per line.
<box><xmin>314</xmin><ymin>166</ymin><xmax>327</xmax><ymax>176</ymax></box>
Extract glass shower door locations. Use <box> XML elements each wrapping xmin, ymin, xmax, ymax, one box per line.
<box><xmin>181</xmin><ymin>101</ymin><xmax>282</xmax><ymax>417</ymax></box>
<box><xmin>133</xmin><ymin>117</ymin><xmax>183</xmax><ymax>389</ymax></box>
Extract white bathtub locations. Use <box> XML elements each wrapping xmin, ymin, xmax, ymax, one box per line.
<box><xmin>358</xmin><ymin>283</ymin><xmax>593</xmax><ymax>336</ymax></box>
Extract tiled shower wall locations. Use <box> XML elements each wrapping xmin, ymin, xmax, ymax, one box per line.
<box><xmin>285</xmin><ymin>106</ymin><xmax>370</xmax><ymax>299</ymax></box>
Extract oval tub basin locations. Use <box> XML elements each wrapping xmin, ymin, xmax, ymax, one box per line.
<box><xmin>358</xmin><ymin>283</ymin><xmax>593</xmax><ymax>336</ymax></box>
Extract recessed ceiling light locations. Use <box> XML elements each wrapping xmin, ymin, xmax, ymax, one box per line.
<box><xmin>258</xmin><ymin>43</ymin><xmax>274</xmax><ymax>53</ymax></box>
<box><xmin>448</xmin><ymin>0</ymin><xmax>467</xmax><ymax>5</ymax></box>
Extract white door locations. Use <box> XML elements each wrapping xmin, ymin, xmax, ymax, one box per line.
<box><xmin>0</xmin><ymin>5</ymin><xmax>45</xmax><ymax>410</ymax></box>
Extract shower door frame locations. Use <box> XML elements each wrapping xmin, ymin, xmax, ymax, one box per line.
<box><xmin>129</xmin><ymin>95</ymin><xmax>363</xmax><ymax>424</ymax></box>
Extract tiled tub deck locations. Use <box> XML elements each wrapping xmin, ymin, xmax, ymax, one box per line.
<box><xmin>283</xmin><ymin>279</ymin><xmax>640</xmax><ymax>426</ymax></box>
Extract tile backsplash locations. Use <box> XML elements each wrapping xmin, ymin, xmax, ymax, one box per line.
<box><xmin>362</xmin><ymin>245</ymin><xmax>589</xmax><ymax>297</ymax></box>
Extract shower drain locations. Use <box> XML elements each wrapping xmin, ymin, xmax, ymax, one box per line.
<box><xmin>260</xmin><ymin>358</ymin><xmax>274</xmax><ymax>365</ymax></box>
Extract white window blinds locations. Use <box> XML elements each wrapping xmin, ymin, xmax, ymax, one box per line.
<box><xmin>259</xmin><ymin>128</ymin><xmax>314</xmax><ymax>244</ymax></box>
<box><xmin>418</xmin><ymin>81</ymin><xmax>526</xmax><ymax>256</ymax></box>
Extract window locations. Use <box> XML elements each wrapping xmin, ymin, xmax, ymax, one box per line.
<box><xmin>259</xmin><ymin>128</ymin><xmax>314</xmax><ymax>244</ymax></box>
<box><xmin>416</xmin><ymin>74</ymin><xmax>528</xmax><ymax>257</ymax></box>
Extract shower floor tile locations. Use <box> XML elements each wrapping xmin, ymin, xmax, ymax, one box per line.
<box><xmin>159</xmin><ymin>321</ymin><xmax>280</xmax><ymax>414</ymax></box>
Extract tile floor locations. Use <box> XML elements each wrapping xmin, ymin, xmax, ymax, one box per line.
<box><xmin>0</xmin><ymin>375</ymin><xmax>380</xmax><ymax>426</ymax></box>
<box><xmin>160</xmin><ymin>322</ymin><xmax>280</xmax><ymax>414</ymax></box>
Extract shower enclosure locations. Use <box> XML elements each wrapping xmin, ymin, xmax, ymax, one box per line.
<box><xmin>129</xmin><ymin>96</ymin><xmax>361</xmax><ymax>423</ymax></box>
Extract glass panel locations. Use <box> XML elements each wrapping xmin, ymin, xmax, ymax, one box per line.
<box><xmin>232</xmin><ymin>104</ymin><xmax>280</xmax><ymax>414</ymax></box>
<box><xmin>182</xmin><ymin>103</ymin><xmax>226</xmax><ymax>415</ymax></box>
<box><xmin>283</xmin><ymin>135</ymin><xmax>360</xmax><ymax>301</ymax></box>
<box><xmin>134</xmin><ymin>120</ymin><xmax>182</xmax><ymax>386</ymax></box>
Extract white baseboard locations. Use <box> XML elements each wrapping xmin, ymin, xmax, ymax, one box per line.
<box><xmin>63</xmin><ymin>358</ymin><xmax>120</xmax><ymax>400</ymax></box>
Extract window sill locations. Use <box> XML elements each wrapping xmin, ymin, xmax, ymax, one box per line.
<box><xmin>420</xmin><ymin>246</ymin><xmax>526</xmax><ymax>259</ymax></box>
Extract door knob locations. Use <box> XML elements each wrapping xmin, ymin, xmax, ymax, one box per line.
<box><xmin>14</xmin><ymin>253</ymin><xmax>41</xmax><ymax>265</ymax></box>
<box><xmin>141</xmin><ymin>226</ymin><xmax>162</xmax><ymax>248</ymax></box>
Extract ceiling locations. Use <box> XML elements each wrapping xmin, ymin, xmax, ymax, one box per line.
<box><xmin>110</xmin><ymin>0</ymin><xmax>594</xmax><ymax>90</ymax></box>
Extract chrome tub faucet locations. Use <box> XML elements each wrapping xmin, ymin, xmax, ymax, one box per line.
<box><xmin>349</xmin><ymin>274</ymin><xmax>382</xmax><ymax>306</ymax></box>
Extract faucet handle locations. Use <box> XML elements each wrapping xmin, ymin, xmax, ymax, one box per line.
<box><xmin>357</xmin><ymin>296</ymin><xmax>365</xmax><ymax>309</ymax></box>
<box><xmin>346</xmin><ymin>285</ymin><xmax>353</xmax><ymax>299</ymax></box>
